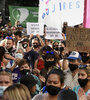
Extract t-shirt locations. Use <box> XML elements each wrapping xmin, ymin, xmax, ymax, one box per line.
<box><xmin>73</xmin><ymin>85</ymin><xmax>90</xmax><ymax>100</ymax></box>
<box><xmin>24</xmin><ymin>49</ymin><xmax>38</xmax><ymax>69</ymax></box>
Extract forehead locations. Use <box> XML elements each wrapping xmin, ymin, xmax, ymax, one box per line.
<box><xmin>47</xmin><ymin>74</ymin><xmax>60</xmax><ymax>82</ymax></box>
<box><xmin>7</xmin><ymin>39</ymin><xmax>13</xmax><ymax>43</ymax></box>
<box><xmin>54</xmin><ymin>42</ymin><xmax>59</xmax><ymax>45</ymax></box>
<box><xmin>0</xmin><ymin>75</ymin><xmax>11</xmax><ymax>81</ymax></box>
<box><xmin>78</xmin><ymin>69</ymin><xmax>87</xmax><ymax>75</ymax></box>
<box><xmin>21</xmin><ymin>64</ymin><xmax>29</xmax><ymax>67</ymax></box>
<box><xmin>16</xmin><ymin>49</ymin><xmax>23</xmax><ymax>53</ymax></box>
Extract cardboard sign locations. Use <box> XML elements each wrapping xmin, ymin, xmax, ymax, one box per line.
<box><xmin>27</xmin><ymin>22</ymin><xmax>44</xmax><ymax>35</ymax></box>
<box><xmin>45</xmin><ymin>27</ymin><xmax>63</xmax><ymax>39</ymax></box>
<box><xmin>66</xmin><ymin>27</ymin><xmax>90</xmax><ymax>53</ymax></box>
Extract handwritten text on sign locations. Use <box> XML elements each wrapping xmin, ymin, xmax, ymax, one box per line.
<box><xmin>27</xmin><ymin>22</ymin><xmax>44</xmax><ymax>35</ymax></box>
<box><xmin>45</xmin><ymin>27</ymin><xmax>63</xmax><ymax>39</ymax></box>
<box><xmin>66</xmin><ymin>27</ymin><xmax>90</xmax><ymax>53</ymax></box>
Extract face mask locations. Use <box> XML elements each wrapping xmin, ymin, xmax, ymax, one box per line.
<box><xmin>22</xmin><ymin>43</ymin><xmax>28</xmax><ymax>49</ymax></box>
<box><xmin>7</xmin><ymin>47</ymin><xmax>13</xmax><ymax>52</ymax></box>
<box><xmin>45</xmin><ymin>61</ymin><xmax>55</xmax><ymax>68</ymax></box>
<box><xmin>53</xmin><ymin>45</ymin><xmax>58</xmax><ymax>51</ymax></box>
<box><xmin>20</xmin><ymin>69</ymin><xmax>30</xmax><ymax>76</ymax></box>
<box><xmin>59</xmin><ymin>47</ymin><xmax>64</xmax><ymax>52</ymax></box>
<box><xmin>69</xmin><ymin>64</ymin><xmax>78</xmax><ymax>72</ymax></box>
<box><xmin>15</xmin><ymin>53</ymin><xmax>23</xmax><ymax>59</ymax></box>
<box><xmin>33</xmin><ymin>45</ymin><xmax>39</xmax><ymax>48</ymax></box>
<box><xmin>78</xmin><ymin>78</ymin><xmax>88</xmax><ymax>87</ymax></box>
<box><xmin>82</xmin><ymin>56</ymin><xmax>89</xmax><ymax>63</ymax></box>
<box><xmin>0</xmin><ymin>86</ymin><xmax>7</xmax><ymax>97</ymax></box>
<box><xmin>46</xmin><ymin>85</ymin><xmax>61</xmax><ymax>95</ymax></box>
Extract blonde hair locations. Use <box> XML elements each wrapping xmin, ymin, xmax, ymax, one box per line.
<box><xmin>4</xmin><ymin>84</ymin><xmax>31</xmax><ymax>100</ymax></box>
<box><xmin>0</xmin><ymin>71</ymin><xmax>12</xmax><ymax>81</ymax></box>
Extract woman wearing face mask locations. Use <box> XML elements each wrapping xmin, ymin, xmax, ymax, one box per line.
<box><xmin>73</xmin><ymin>64</ymin><xmax>90</xmax><ymax>100</ymax></box>
<box><xmin>32</xmin><ymin>69</ymin><xmax>64</xmax><ymax>100</ymax></box>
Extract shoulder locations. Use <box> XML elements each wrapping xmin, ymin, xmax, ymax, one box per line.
<box><xmin>32</xmin><ymin>94</ymin><xmax>44</xmax><ymax>100</ymax></box>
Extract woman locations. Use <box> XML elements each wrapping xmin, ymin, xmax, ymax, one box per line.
<box><xmin>3</xmin><ymin>84</ymin><xmax>31</xmax><ymax>100</ymax></box>
<box><xmin>73</xmin><ymin>64</ymin><xmax>90</xmax><ymax>100</ymax></box>
<box><xmin>32</xmin><ymin>69</ymin><xmax>64</xmax><ymax>100</ymax></box>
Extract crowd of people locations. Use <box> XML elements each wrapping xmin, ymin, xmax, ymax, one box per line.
<box><xmin>0</xmin><ymin>20</ymin><xmax>90</xmax><ymax>100</ymax></box>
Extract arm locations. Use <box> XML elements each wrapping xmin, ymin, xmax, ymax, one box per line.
<box><xmin>36</xmin><ymin>34</ymin><xmax>45</xmax><ymax>47</ymax></box>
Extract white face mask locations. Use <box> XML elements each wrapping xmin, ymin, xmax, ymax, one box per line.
<box><xmin>15</xmin><ymin>53</ymin><xmax>23</xmax><ymax>59</ymax></box>
<box><xmin>0</xmin><ymin>86</ymin><xmax>7</xmax><ymax>97</ymax></box>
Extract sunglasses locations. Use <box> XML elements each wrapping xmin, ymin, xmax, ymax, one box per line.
<box><xmin>5</xmin><ymin>36</ymin><xmax>13</xmax><ymax>39</ymax></box>
<box><xmin>46</xmin><ymin>51</ymin><xmax>54</xmax><ymax>54</ymax></box>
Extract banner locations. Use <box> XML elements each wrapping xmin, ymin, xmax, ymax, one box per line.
<box><xmin>9</xmin><ymin>6</ymin><xmax>38</xmax><ymax>27</ymax></box>
<box><xmin>27</xmin><ymin>22</ymin><xmax>44</xmax><ymax>35</ymax></box>
<box><xmin>66</xmin><ymin>27</ymin><xmax>90</xmax><ymax>53</ymax></box>
<box><xmin>39</xmin><ymin>0</ymin><xmax>84</xmax><ymax>31</ymax></box>
<box><xmin>45</xmin><ymin>27</ymin><xmax>63</xmax><ymax>39</ymax></box>
<box><xmin>83</xmin><ymin>0</ymin><xmax>90</xmax><ymax>28</ymax></box>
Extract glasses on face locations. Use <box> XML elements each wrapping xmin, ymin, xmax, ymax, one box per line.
<box><xmin>5</xmin><ymin>36</ymin><xmax>13</xmax><ymax>39</ymax></box>
<box><xmin>46</xmin><ymin>51</ymin><xmax>54</xmax><ymax>54</ymax></box>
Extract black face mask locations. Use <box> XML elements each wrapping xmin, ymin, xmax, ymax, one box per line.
<box><xmin>22</xmin><ymin>43</ymin><xmax>28</xmax><ymax>49</ymax></box>
<box><xmin>82</xmin><ymin>56</ymin><xmax>90</xmax><ymax>63</ymax></box>
<box><xmin>53</xmin><ymin>45</ymin><xmax>58</xmax><ymax>51</ymax></box>
<box><xmin>33</xmin><ymin>45</ymin><xmax>39</xmax><ymax>48</ymax></box>
<box><xmin>69</xmin><ymin>64</ymin><xmax>78</xmax><ymax>72</ymax></box>
<box><xmin>46</xmin><ymin>85</ymin><xmax>61</xmax><ymax>95</ymax></box>
<box><xmin>59</xmin><ymin>47</ymin><xmax>64</xmax><ymax>52</ymax></box>
<box><xmin>7</xmin><ymin>47</ymin><xmax>13</xmax><ymax>52</ymax></box>
<box><xmin>45</xmin><ymin>61</ymin><xmax>55</xmax><ymax>68</ymax></box>
<box><xmin>78</xmin><ymin>78</ymin><xmax>88</xmax><ymax>87</ymax></box>
<box><xmin>20</xmin><ymin>69</ymin><xmax>30</xmax><ymax>76</ymax></box>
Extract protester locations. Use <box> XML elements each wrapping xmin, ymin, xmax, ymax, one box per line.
<box><xmin>3</xmin><ymin>84</ymin><xmax>31</xmax><ymax>100</ymax></box>
<box><xmin>63</xmin><ymin>51</ymin><xmax>82</xmax><ymax>89</ymax></box>
<box><xmin>73</xmin><ymin>64</ymin><xmax>90</xmax><ymax>100</ymax></box>
<box><xmin>32</xmin><ymin>69</ymin><xmax>64</xmax><ymax>100</ymax></box>
<box><xmin>0</xmin><ymin>69</ymin><xmax>13</xmax><ymax>98</ymax></box>
<box><xmin>20</xmin><ymin>38</ymin><xmax>38</xmax><ymax>69</ymax></box>
<box><xmin>20</xmin><ymin>74</ymin><xmax>37</xmax><ymax>98</ymax></box>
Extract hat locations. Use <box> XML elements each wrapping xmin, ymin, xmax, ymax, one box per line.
<box><xmin>19</xmin><ymin>38</ymin><xmax>29</xmax><ymax>43</ymax></box>
<box><xmin>57</xmin><ymin>89</ymin><xmax>77</xmax><ymax>100</ymax></box>
<box><xmin>20</xmin><ymin>74</ymin><xmax>37</xmax><ymax>89</ymax></box>
<box><xmin>67</xmin><ymin>51</ymin><xmax>82</xmax><ymax>60</ymax></box>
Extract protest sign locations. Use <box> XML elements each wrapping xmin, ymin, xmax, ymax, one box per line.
<box><xmin>27</xmin><ymin>22</ymin><xmax>44</xmax><ymax>35</ymax></box>
<box><xmin>66</xmin><ymin>27</ymin><xmax>90</xmax><ymax>53</ymax></box>
<box><xmin>45</xmin><ymin>27</ymin><xmax>63</xmax><ymax>39</ymax></box>
<box><xmin>39</xmin><ymin>0</ymin><xmax>84</xmax><ymax>31</ymax></box>
<box><xmin>83</xmin><ymin>0</ymin><xmax>90</xmax><ymax>28</ymax></box>
<box><xmin>9</xmin><ymin>6</ymin><xmax>38</xmax><ymax>27</ymax></box>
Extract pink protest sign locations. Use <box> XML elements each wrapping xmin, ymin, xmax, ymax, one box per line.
<box><xmin>83</xmin><ymin>0</ymin><xmax>90</xmax><ymax>28</ymax></box>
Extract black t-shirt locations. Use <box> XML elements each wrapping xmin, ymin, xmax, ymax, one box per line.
<box><xmin>24</xmin><ymin>49</ymin><xmax>38</xmax><ymax>69</ymax></box>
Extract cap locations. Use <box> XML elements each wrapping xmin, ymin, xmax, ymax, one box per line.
<box><xmin>67</xmin><ymin>51</ymin><xmax>82</xmax><ymax>60</ymax></box>
<box><xmin>19</xmin><ymin>38</ymin><xmax>29</xmax><ymax>43</ymax></box>
<box><xmin>20</xmin><ymin>74</ymin><xmax>37</xmax><ymax>89</ymax></box>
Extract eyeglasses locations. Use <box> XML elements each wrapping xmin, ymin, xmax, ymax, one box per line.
<box><xmin>5</xmin><ymin>36</ymin><xmax>13</xmax><ymax>39</ymax></box>
<box><xmin>46</xmin><ymin>51</ymin><xmax>54</xmax><ymax>54</ymax></box>
<box><xmin>0</xmin><ymin>68</ymin><xmax>12</xmax><ymax>73</ymax></box>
